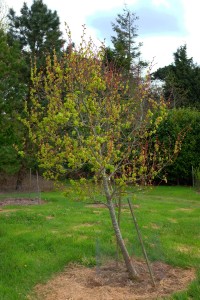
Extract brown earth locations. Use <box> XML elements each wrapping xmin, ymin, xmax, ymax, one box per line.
<box><xmin>32</xmin><ymin>259</ymin><xmax>195</xmax><ymax>300</ymax></box>
<box><xmin>0</xmin><ymin>198</ymin><xmax>44</xmax><ymax>207</ymax></box>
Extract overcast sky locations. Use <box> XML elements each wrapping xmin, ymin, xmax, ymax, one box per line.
<box><xmin>4</xmin><ymin>0</ymin><xmax>200</xmax><ymax>71</ymax></box>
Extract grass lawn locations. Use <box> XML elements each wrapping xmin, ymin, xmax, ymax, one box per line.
<box><xmin>0</xmin><ymin>185</ymin><xmax>200</xmax><ymax>299</ymax></box>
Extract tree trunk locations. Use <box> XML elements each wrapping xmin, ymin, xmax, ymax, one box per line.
<box><xmin>103</xmin><ymin>175</ymin><xmax>138</xmax><ymax>280</ymax></box>
<box><xmin>15</xmin><ymin>166</ymin><xmax>26</xmax><ymax>190</ymax></box>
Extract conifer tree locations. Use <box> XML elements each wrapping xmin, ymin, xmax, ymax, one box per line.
<box><xmin>110</xmin><ymin>5</ymin><xmax>144</xmax><ymax>74</ymax></box>
<box><xmin>0</xmin><ymin>28</ymin><xmax>27</xmax><ymax>175</ymax></box>
<box><xmin>153</xmin><ymin>45</ymin><xmax>200</xmax><ymax>108</ymax></box>
<box><xmin>7</xmin><ymin>0</ymin><xmax>64</xmax><ymax>66</ymax></box>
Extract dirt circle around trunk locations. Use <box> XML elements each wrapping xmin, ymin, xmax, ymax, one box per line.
<box><xmin>32</xmin><ymin>259</ymin><xmax>195</xmax><ymax>300</ymax></box>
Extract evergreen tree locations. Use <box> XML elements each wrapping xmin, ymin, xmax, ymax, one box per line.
<box><xmin>0</xmin><ymin>28</ymin><xmax>27</xmax><ymax>175</ymax></box>
<box><xmin>7</xmin><ymin>0</ymin><xmax>64</xmax><ymax>66</ymax></box>
<box><xmin>153</xmin><ymin>45</ymin><xmax>200</xmax><ymax>109</ymax></box>
<box><xmin>2</xmin><ymin>0</ymin><xmax>64</xmax><ymax>184</ymax></box>
<box><xmin>109</xmin><ymin>5</ymin><xmax>144</xmax><ymax>74</ymax></box>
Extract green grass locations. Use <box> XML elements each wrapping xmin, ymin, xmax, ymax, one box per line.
<box><xmin>0</xmin><ymin>185</ymin><xmax>200</xmax><ymax>299</ymax></box>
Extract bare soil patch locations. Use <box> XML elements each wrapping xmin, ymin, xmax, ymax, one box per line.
<box><xmin>167</xmin><ymin>218</ymin><xmax>178</xmax><ymax>223</ymax></box>
<box><xmin>0</xmin><ymin>208</ymin><xmax>19</xmax><ymax>213</ymax></box>
<box><xmin>0</xmin><ymin>198</ymin><xmax>44</xmax><ymax>207</ymax></box>
<box><xmin>173</xmin><ymin>208</ymin><xmax>194</xmax><ymax>213</ymax></box>
<box><xmin>33</xmin><ymin>259</ymin><xmax>195</xmax><ymax>300</ymax></box>
<box><xmin>86</xmin><ymin>203</ymin><xmax>140</xmax><ymax>209</ymax></box>
<box><xmin>150</xmin><ymin>223</ymin><xmax>160</xmax><ymax>230</ymax></box>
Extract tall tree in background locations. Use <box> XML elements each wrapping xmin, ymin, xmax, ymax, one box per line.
<box><xmin>107</xmin><ymin>5</ymin><xmax>144</xmax><ymax>75</ymax></box>
<box><xmin>7</xmin><ymin>0</ymin><xmax>64</xmax><ymax>68</ymax></box>
<box><xmin>0</xmin><ymin>28</ymin><xmax>27</xmax><ymax>176</ymax></box>
<box><xmin>153</xmin><ymin>45</ymin><xmax>200</xmax><ymax>109</ymax></box>
<box><xmin>1</xmin><ymin>0</ymin><xmax>64</xmax><ymax>185</ymax></box>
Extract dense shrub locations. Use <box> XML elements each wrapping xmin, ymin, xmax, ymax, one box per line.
<box><xmin>157</xmin><ymin>108</ymin><xmax>200</xmax><ymax>185</ymax></box>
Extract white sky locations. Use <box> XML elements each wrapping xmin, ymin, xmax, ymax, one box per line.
<box><xmin>4</xmin><ymin>0</ymin><xmax>200</xmax><ymax>71</ymax></box>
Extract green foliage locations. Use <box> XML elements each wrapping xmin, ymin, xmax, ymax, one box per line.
<box><xmin>0</xmin><ymin>29</ymin><xmax>26</xmax><ymax>111</ymax></box>
<box><xmin>153</xmin><ymin>45</ymin><xmax>200</xmax><ymax>109</ymax></box>
<box><xmin>1</xmin><ymin>0</ymin><xmax>64</xmax><ymax>177</ymax></box>
<box><xmin>7</xmin><ymin>0</ymin><xmax>64</xmax><ymax>66</ymax></box>
<box><xmin>0</xmin><ymin>28</ymin><xmax>27</xmax><ymax>174</ymax></box>
<box><xmin>110</xmin><ymin>5</ymin><xmax>142</xmax><ymax>73</ymax></box>
<box><xmin>65</xmin><ymin>178</ymin><xmax>103</xmax><ymax>203</ymax></box>
<box><xmin>24</xmin><ymin>27</ymin><xmax>182</xmax><ymax>279</ymax></box>
<box><xmin>156</xmin><ymin>108</ymin><xmax>200</xmax><ymax>184</ymax></box>
<box><xmin>104</xmin><ymin>6</ymin><xmax>147</xmax><ymax>77</ymax></box>
<box><xmin>24</xmin><ymin>27</ymin><xmax>175</xmax><ymax>188</ymax></box>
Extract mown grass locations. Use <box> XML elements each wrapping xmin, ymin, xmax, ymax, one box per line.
<box><xmin>0</xmin><ymin>185</ymin><xmax>199</xmax><ymax>299</ymax></box>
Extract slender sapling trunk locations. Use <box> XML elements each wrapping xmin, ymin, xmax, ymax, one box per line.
<box><xmin>103</xmin><ymin>175</ymin><xmax>138</xmax><ymax>280</ymax></box>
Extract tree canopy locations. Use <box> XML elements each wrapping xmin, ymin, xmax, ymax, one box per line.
<box><xmin>0</xmin><ymin>0</ymin><xmax>65</xmax><ymax>183</ymax></box>
<box><xmin>105</xmin><ymin>6</ymin><xmax>145</xmax><ymax>75</ymax></box>
<box><xmin>156</xmin><ymin>108</ymin><xmax>200</xmax><ymax>185</ymax></box>
<box><xmin>0</xmin><ymin>28</ymin><xmax>27</xmax><ymax>174</ymax></box>
<box><xmin>7</xmin><ymin>0</ymin><xmax>64</xmax><ymax>65</ymax></box>
<box><xmin>153</xmin><ymin>45</ymin><xmax>200</xmax><ymax>109</ymax></box>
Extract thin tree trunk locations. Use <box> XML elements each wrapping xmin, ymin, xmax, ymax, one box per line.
<box><xmin>103</xmin><ymin>175</ymin><xmax>138</xmax><ymax>280</ymax></box>
<box><xmin>15</xmin><ymin>165</ymin><xmax>26</xmax><ymax>190</ymax></box>
<box><xmin>116</xmin><ymin>193</ymin><xmax>122</xmax><ymax>265</ymax></box>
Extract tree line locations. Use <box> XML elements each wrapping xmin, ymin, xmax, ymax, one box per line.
<box><xmin>0</xmin><ymin>0</ymin><xmax>200</xmax><ymax>187</ymax></box>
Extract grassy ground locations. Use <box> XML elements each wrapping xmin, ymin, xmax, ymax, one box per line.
<box><xmin>0</xmin><ymin>185</ymin><xmax>200</xmax><ymax>299</ymax></box>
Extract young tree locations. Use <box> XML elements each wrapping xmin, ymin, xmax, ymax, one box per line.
<box><xmin>24</xmin><ymin>29</ymin><xmax>179</xmax><ymax>279</ymax></box>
